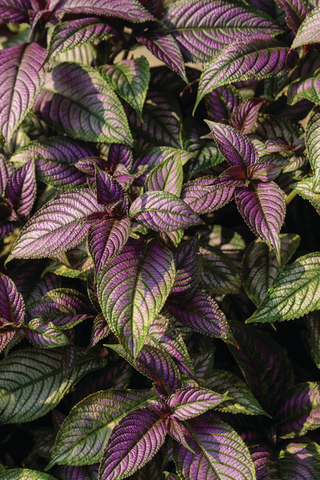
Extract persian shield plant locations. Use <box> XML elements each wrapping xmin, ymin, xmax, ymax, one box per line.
<box><xmin>1</xmin><ymin>0</ymin><xmax>320</xmax><ymax>479</ymax></box>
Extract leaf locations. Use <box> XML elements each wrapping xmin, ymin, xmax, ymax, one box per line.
<box><xmin>0</xmin><ymin>469</ymin><xmax>56</xmax><ymax>480</ymax></box>
<box><xmin>205</xmin><ymin>120</ymin><xmax>259</xmax><ymax>168</ymax></box>
<box><xmin>204</xmin><ymin>369</ymin><xmax>269</xmax><ymax>416</ymax></box>
<box><xmin>144</xmin><ymin>154</ymin><xmax>183</xmax><ymax>197</ymax></box>
<box><xmin>56</xmin><ymin>0</ymin><xmax>154</xmax><ymax>22</ymax></box>
<box><xmin>275</xmin><ymin>382</ymin><xmax>320</xmax><ymax>439</ymax></box>
<box><xmin>11</xmin><ymin>137</ymin><xmax>96</xmax><ymax>190</ymax></box>
<box><xmin>242</xmin><ymin>234</ymin><xmax>301</xmax><ymax>306</ymax></box>
<box><xmin>250</xmin><ymin>444</ymin><xmax>281</xmax><ymax>479</ymax></box>
<box><xmin>146</xmin><ymin>315</ymin><xmax>195</xmax><ymax>378</ymax></box>
<box><xmin>293</xmin><ymin>177</ymin><xmax>320</xmax><ymax>215</ymax></box>
<box><xmin>230</xmin><ymin>98</ymin><xmax>264</xmax><ymax>134</ymax></box>
<box><xmin>173</xmin><ymin>416</ymin><xmax>256</xmax><ymax>480</ymax></box>
<box><xmin>26</xmin><ymin>319</ymin><xmax>71</xmax><ymax>348</ymax></box>
<box><xmin>199</xmin><ymin>244</ymin><xmax>242</xmax><ymax>294</ymax></box>
<box><xmin>95</xmin><ymin>169</ymin><xmax>128</xmax><ymax>213</ymax></box>
<box><xmin>29</xmin><ymin>288</ymin><xmax>90</xmax><ymax>319</ymax></box>
<box><xmin>88</xmin><ymin>217</ymin><xmax>131</xmax><ymax>275</ymax></box>
<box><xmin>191</xmin><ymin>351</ymin><xmax>215</xmax><ymax>382</ymax></box>
<box><xmin>292</xmin><ymin>6</ymin><xmax>320</xmax><ymax>47</ymax></box>
<box><xmin>181</xmin><ymin>176</ymin><xmax>236</xmax><ymax>214</ymax></box>
<box><xmin>166</xmin><ymin>289</ymin><xmax>235</xmax><ymax>344</ymax></box>
<box><xmin>195</xmin><ymin>38</ymin><xmax>290</xmax><ymax>111</ymax></box>
<box><xmin>130</xmin><ymin>191</ymin><xmax>203</xmax><ymax>231</ymax></box>
<box><xmin>5</xmin><ymin>160</ymin><xmax>36</xmax><ymax>218</ymax></box>
<box><xmin>306</xmin><ymin>106</ymin><xmax>320</xmax><ymax>189</ymax></box>
<box><xmin>0</xmin><ymin>43</ymin><xmax>47</xmax><ymax>144</ymax></box>
<box><xmin>304</xmin><ymin>311</ymin><xmax>320</xmax><ymax>369</ymax></box>
<box><xmin>205</xmin><ymin>85</ymin><xmax>242</xmax><ymax>124</ymax></box>
<box><xmin>34</xmin><ymin>62</ymin><xmax>133</xmax><ymax>146</ymax></box>
<box><xmin>279</xmin><ymin>441</ymin><xmax>320</xmax><ymax>479</ymax></box>
<box><xmin>128</xmin><ymin>88</ymin><xmax>182</xmax><ymax>149</ymax></box>
<box><xmin>0</xmin><ymin>348</ymin><xmax>106</xmax><ymax>423</ymax></box>
<box><xmin>0</xmin><ymin>1</ymin><xmax>31</xmax><ymax>23</ymax></box>
<box><xmin>0</xmin><ymin>272</ymin><xmax>25</xmax><ymax>327</ymax></box>
<box><xmin>235</xmin><ymin>181</ymin><xmax>286</xmax><ymax>260</ymax></box>
<box><xmin>136</xmin><ymin>32</ymin><xmax>188</xmax><ymax>83</ymax></box>
<box><xmin>248</xmin><ymin>252</ymin><xmax>320</xmax><ymax>323</ymax></box>
<box><xmin>129</xmin><ymin>454</ymin><xmax>163</xmax><ymax>480</ymax></box>
<box><xmin>163</xmin><ymin>0</ymin><xmax>282</xmax><ymax>63</ymax></box>
<box><xmin>9</xmin><ymin>189</ymin><xmax>104</xmax><ymax>260</ymax></box>
<box><xmin>256</xmin><ymin>113</ymin><xmax>303</xmax><ymax>145</ymax></box>
<box><xmin>97</xmin><ymin>238</ymin><xmax>175</xmax><ymax>358</ymax></box>
<box><xmin>53</xmin><ymin>43</ymin><xmax>97</xmax><ymax>66</ymax></box>
<box><xmin>60</xmin><ymin>464</ymin><xmax>99</xmax><ymax>480</ymax></box>
<box><xmin>171</xmin><ymin>238</ymin><xmax>201</xmax><ymax>296</ymax></box>
<box><xmin>49</xmin><ymin>18</ymin><xmax>116</xmax><ymax>60</ymax></box>
<box><xmin>228</xmin><ymin>321</ymin><xmax>294</xmax><ymax>413</ymax></box>
<box><xmin>100</xmin><ymin>408</ymin><xmax>167</xmax><ymax>480</ymax></box>
<box><xmin>168</xmin><ymin>387</ymin><xmax>228</xmax><ymax>421</ymax></box>
<box><xmin>48</xmin><ymin>390</ymin><xmax>153</xmax><ymax>467</ymax></box>
<box><xmin>99</xmin><ymin>57</ymin><xmax>150</xmax><ymax>121</ymax></box>
<box><xmin>287</xmin><ymin>70</ymin><xmax>320</xmax><ymax>106</ymax></box>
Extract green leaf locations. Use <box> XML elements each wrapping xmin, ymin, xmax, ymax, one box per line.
<box><xmin>199</xmin><ymin>244</ymin><xmax>242</xmax><ymax>294</ymax></box>
<box><xmin>304</xmin><ymin>311</ymin><xmax>320</xmax><ymax>369</ymax></box>
<box><xmin>247</xmin><ymin>252</ymin><xmax>320</xmax><ymax>323</ymax></box>
<box><xmin>306</xmin><ymin>106</ymin><xmax>320</xmax><ymax>189</ymax></box>
<box><xmin>48</xmin><ymin>389</ymin><xmax>154</xmax><ymax>468</ymax></box>
<box><xmin>26</xmin><ymin>319</ymin><xmax>72</xmax><ymax>348</ymax></box>
<box><xmin>291</xmin><ymin>6</ymin><xmax>320</xmax><ymax>48</ymax></box>
<box><xmin>0</xmin><ymin>469</ymin><xmax>56</xmax><ymax>480</ymax></box>
<box><xmin>144</xmin><ymin>154</ymin><xmax>183</xmax><ymax>197</ymax></box>
<box><xmin>242</xmin><ymin>234</ymin><xmax>301</xmax><ymax>307</ymax></box>
<box><xmin>279</xmin><ymin>441</ymin><xmax>320</xmax><ymax>478</ymax></box>
<box><xmin>99</xmin><ymin>57</ymin><xmax>150</xmax><ymax>121</ymax></box>
<box><xmin>293</xmin><ymin>177</ymin><xmax>320</xmax><ymax>215</ymax></box>
<box><xmin>204</xmin><ymin>369</ymin><xmax>270</xmax><ymax>416</ymax></box>
<box><xmin>0</xmin><ymin>348</ymin><xmax>105</xmax><ymax>423</ymax></box>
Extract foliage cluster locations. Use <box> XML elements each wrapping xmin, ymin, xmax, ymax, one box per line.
<box><xmin>1</xmin><ymin>0</ymin><xmax>320</xmax><ymax>479</ymax></box>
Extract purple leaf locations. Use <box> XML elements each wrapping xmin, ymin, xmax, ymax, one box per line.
<box><xmin>287</xmin><ymin>70</ymin><xmax>320</xmax><ymax>107</ymax></box>
<box><xmin>97</xmin><ymin>238</ymin><xmax>175</xmax><ymax>358</ymax></box>
<box><xmin>0</xmin><ymin>43</ymin><xmax>47</xmax><ymax>144</ymax></box>
<box><xmin>60</xmin><ymin>464</ymin><xmax>99</xmax><ymax>480</ymax></box>
<box><xmin>205</xmin><ymin>85</ymin><xmax>242</xmax><ymax>124</ymax></box>
<box><xmin>0</xmin><ymin>0</ymin><xmax>31</xmax><ymax>23</ymax></box>
<box><xmin>275</xmin><ymin>382</ymin><xmax>320</xmax><ymax>439</ymax></box>
<box><xmin>292</xmin><ymin>6</ymin><xmax>320</xmax><ymax>48</ymax></box>
<box><xmin>0</xmin><ymin>154</ymin><xmax>14</xmax><ymax>195</ymax></box>
<box><xmin>205</xmin><ymin>120</ymin><xmax>259</xmax><ymax>167</ymax></box>
<box><xmin>256</xmin><ymin>114</ymin><xmax>303</xmax><ymax>146</ymax></box>
<box><xmin>144</xmin><ymin>154</ymin><xmax>183</xmax><ymax>196</ymax></box>
<box><xmin>181</xmin><ymin>176</ymin><xmax>236</xmax><ymax>214</ymax></box>
<box><xmin>136</xmin><ymin>32</ymin><xmax>188</xmax><ymax>83</ymax></box>
<box><xmin>195</xmin><ymin>38</ymin><xmax>290</xmax><ymax>111</ymax></box>
<box><xmin>0</xmin><ymin>329</ymin><xmax>17</xmax><ymax>355</ymax></box>
<box><xmin>146</xmin><ymin>315</ymin><xmax>195</xmax><ymax>378</ymax></box>
<box><xmin>305</xmin><ymin>106</ymin><xmax>320</xmax><ymax>189</ymax></box>
<box><xmin>34</xmin><ymin>62</ymin><xmax>133</xmax><ymax>146</ymax></box>
<box><xmin>50</xmin><ymin>314</ymin><xmax>90</xmax><ymax>330</ymax></box>
<box><xmin>250</xmin><ymin>444</ymin><xmax>281</xmax><ymax>479</ymax></box>
<box><xmin>5</xmin><ymin>160</ymin><xmax>36</xmax><ymax>218</ymax></box>
<box><xmin>9</xmin><ymin>189</ymin><xmax>104</xmax><ymax>260</ymax></box>
<box><xmin>275</xmin><ymin>0</ymin><xmax>308</xmax><ymax>33</ymax></box>
<box><xmin>279</xmin><ymin>441</ymin><xmax>320</xmax><ymax>478</ymax></box>
<box><xmin>135</xmin><ymin>344</ymin><xmax>181</xmax><ymax>397</ymax></box>
<box><xmin>61</xmin><ymin>345</ymin><xmax>77</xmax><ymax>377</ymax></box>
<box><xmin>0</xmin><ymin>273</ymin><xmax>25</xmax><ymax>327</ymax></box>
<box><xmin>49</xmin><ymin>390</ymin><xmax>153</xmax><ymax>467</ymax></box>
<box><xmin>171</xmin><ymin>237</ymin><xmax>201</xmax><ymax>296</ymax></box>
<box><xmin>191</xmin><ymin>351</ymin><xmax>215</xmax><ymax>382</ymax></box>
<box><xmin>173</xmin><ymin>416</ymin><xmax>256</xmax><ymax>480</ymax></box>
<box><xmin>12</xmin><ymin>137</ymin><xmax>96</xmax><ymax>190</ymax></box>
<box><xmin>166</xmin><ymin>289</ymin><xmax>235</xmax><ymax>344</ymax></box>
<box><xmin>132</xmin><ymin>147</ymin><xmax>192</xmax><ymax>186</ymax></box>
<box><xmin>128</xmin><ymin>88</ymin><xmax>182</xmax><ymax>149</ymax></box>
<box><xmin>99</xmin><ymin>57</ymin><xmax>150</xmax><ymax>121</ymax></box>
<box><xmin>127</xmin><ymin>454</ymin><xmax>163</xmax><ymax>480</ymax></box>
<box><xmin>228</xmin><ymin>321</ymin><xmax>294</xmax><ymax>413</ymax></box>
<box><xmin>105</xmin><ymin>143</ymin><xmax>133</xmax><ymax>171</ymax></box>
<box><xmin>95</xmin><ymin>169</ymin><xmax>128</xmax><ymax>214</ymax></box>
<box><xmin>99</xmin><ymin>408</ymin><xmax>167</xmax><ymax>480</ymax></box>
<box><xmin>163</xmin><ymin>0</ymin><xmax>282</xmax><ymax>63</ymax></box>
<box><xmin>199</xmin><ymin>244</ymin><xmax>242</xmax><ymax>294</ymax></box>
<box><xmin>29</xmin><ymin>288</ymin><xmax>90</xmax><ymax>319</ymax></box>
<box><xmin>26</xmin><ymin>319</ymin><xmax>71</xmax><ymax>348</ymax></box>
<box><xmin>130</xmin><ymin>190</ymin><xmax>203</xmax><ymax>231</ymax></box>
<box><xmin>235</xmin><ymin>181</ymin><xmax>286</xmax><ymax>260</ymax></box>
<box><xmin>88</xmin><ymin>217</ymin><xmax>131</xmax><ymax>275</ymax></box>
<box><xmin>230</xmin><ymin>98</ymin><xmax>264</xmax><ymax>134</ymax></box>
<box><xmin>35</xmin><ymin>432</ymin><xmax>57</xmax><ymax>459</ymax></box>
<box><xmin>88</xmin><ymin>312</ymin><xmax>110</xmax><ymax>349</ymax></box>
<box><xmin>48</xmin><ymin>17</ymin><xmax>117</xmax><ymax>60</ymax></box>
<box><xmin>168</xmin><ymin>388</ymin><xmax>228</xmax><ymax>421</ymax></box>
<box><xmin>247</xmin><ymin>159</ymin><xmax>284</xmax><ymax>182</ymax></box>
<box><xmin>55</xmin><ymin>0</ymin><xmax>155</xmax><ymax>22</ymax></box>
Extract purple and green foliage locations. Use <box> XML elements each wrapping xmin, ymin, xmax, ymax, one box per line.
<box><xmin>1</xmin><ymin>0</ymin><xmax>320</xmax><ymax>478</ymax></box>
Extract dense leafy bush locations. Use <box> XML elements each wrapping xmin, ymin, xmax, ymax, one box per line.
<box><xmin>1</xmin><ymin>0</ymin><xmax>320</xmax><ymax>479</ymax></box>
